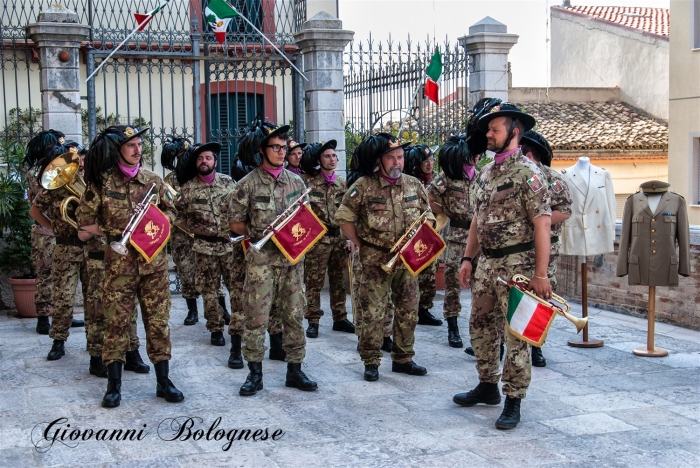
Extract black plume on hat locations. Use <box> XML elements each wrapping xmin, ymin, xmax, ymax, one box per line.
<box><xmin>521</xmin><ymin>130</ymin><xmax>553</xmax><ymax>167</ymax></box>
<box><xmin>465</xmin><ymin>97</ymin><xmax>502</xmax><ymax>157</ymax></box>
<box><xmin>237</xmin><ymin>117</ymin><xmax>290</xmax><ymax>168</ymax></box>
<box><xmin>354</xmin><ymin>133</ymin><xmax>409</xmax><ymax>176</ymax></box>
<box><xmin>300</xmin><ymin>142</ymin><xmax>322</xmax><ymax>176</ymax></box>
<box><xmin>439</xmin><ymin>134</ymin><xmax>473</xmax><ymax>180</ymax></box>
<box><xmin>83</xmin><ymin>126</ymin><xmax>130</xmax><ymax>189</ymax></box>
<box><xmin>24</xmin><ymin>130</ymin><xmax>64</xmax><ymax>169</ymax></box>
<box><xmin>404</xmin><ymin>144</ymin><xmax>433</xmax><ymax>177</ymax></box>
<box><xmin>161</xmin><ymin>137</ymin><xmax>191</xmax><ymax>171</ymax></box>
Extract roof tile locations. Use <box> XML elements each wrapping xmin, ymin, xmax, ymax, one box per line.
<box><xmin>561</xmin><ymin>6</ymin><xmax>669</xmax><ymax>38</ymax></box>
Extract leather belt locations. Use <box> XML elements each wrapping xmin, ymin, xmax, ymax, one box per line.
<box><xmin>360</xmin><ymin>239</ymin><xmax>391</xmax><ymax>253</ymax></box>
<box><xmin>551</xmin><ymin>236</ymin><xmax>559</xmax><ymax>243</ymax></box>
<box><xmin>55</xmin><ymin>236</ymin><xmax>84</xmax><ymax>247</ymax></box>
<box><xmin>194</xmin><ymin>234</ymin><xmax>229</xmax><ymax>243</ymax></box>
<box><xmin>87</xmin><ymin>251</ymin><xmax>105</xmax><ymax>260</ymax></box>
<box><xmin>106</xmin><ymin>234</ymin><xmax>121</xmax><ymax>244</ymax></box>
<box><xmin>482</xmin><ymin>241</ymin><xmax>535</xmax><ymax>259</ymax></box>
<box><xmin>326</xmin><ymin>227</ymin><xmax>340</xmax><ymax>237</ymax></box>
<box><xmin>450</xmin><ymin>219</ymin><xmax>471</xmax><ymax>230</ymax></box>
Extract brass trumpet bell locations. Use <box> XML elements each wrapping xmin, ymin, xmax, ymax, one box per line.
<box><xmin>41</xmin><ymin>152</ymin><xmax>86</xmax><ymax>229</ymax></box>
<box><xmin>435</xmin><ymin>213</ymin><xmax>449</xmax><ymax>233</ymax></box>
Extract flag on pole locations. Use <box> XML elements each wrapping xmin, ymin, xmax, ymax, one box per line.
<box><xmin>424</xmin><ymin>47</ymin><xmax>443</xmax><ymax>105</ymax></box>
<box><xmin>205</xmin><ymin>0</ymin><xmax>240</xmax><ymax>45</ymax></box>
<box><xmin>133</xmin><ymin>0</ymin><xmax>170</xmax><ymax>32</ymax></box>
<box><xmin>506</xmin><ymin>284</ymin><xmax>557</xmax><ymax>347</ymax></box>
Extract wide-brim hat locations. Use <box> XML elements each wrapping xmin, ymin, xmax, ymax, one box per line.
<box><xmin>521</xmin><ymin>130</ymin><xmax>552</xmax><ymax>160</ymax></box>
<box><xmin>264</xmin><ymin>124</ymin><xmax>291</xmax><ymax>143</ymax></box>
<box><xmin>319</xmin><ymin>139</ymin><xmax>337</xmax><ymax>154</ymax></box>
<box><xmin>377</xmin><ymin>133</ymin><xmax>410</xmax><ymax>158</ymax></box>
<box><xmin>287</xmin><ymin>139</ymin><xmax>307</xmax><ymax>152</ymax></box>
<box><xmin>120</xmin><ymin>126</ymin><xmax>150</xmax><ymax>145</ymax></box>
<box><xmin>477</xmin><ymin>102</ymin><xmax>536</xmax><ymax>132</ymax></box>
<box><xmin>191</xmin><ymin>142</ymin><xmax>222</xmax><ymax>159</ymax></box>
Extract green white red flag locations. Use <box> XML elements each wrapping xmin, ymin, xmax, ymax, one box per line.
<box><xmin>133</xmin><ymin>0</ymin><xmax>171</xmax><ymax>32</ymax></box>
<box><xmin>205</xmin><ymin>0</ymin><xmax>240</xmax><ymax>45</ymax></box>
<box><xmin>424</xmin><ymin>47</ymin><xmax>443</xmax><ymax>104</ymax></box>
<box><xmin>506</xmin><ymin>283</ymin><xmax>556</xmax><ymax>346</ymax></box>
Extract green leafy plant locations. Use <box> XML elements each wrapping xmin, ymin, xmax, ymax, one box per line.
<box><xmin>0</xmin><ymin>172</ymin><xmax>33</xmax><ymax>275</ymax></box>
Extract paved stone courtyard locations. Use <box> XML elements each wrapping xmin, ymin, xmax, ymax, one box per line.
<box><xmin>1</xmin><ymin>287</ymin><xmax>699</xmax><ymax>467</ymax></box>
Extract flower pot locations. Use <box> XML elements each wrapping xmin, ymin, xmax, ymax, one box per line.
<box><xmin>435</xmin><ymin>262</ymin><xmax>446</xmax><ymax>291</ymax></box>
<box><xmin>8</xmin><ymin>277</ymin><xmax>37</xmax><ymax>317</ymax></box>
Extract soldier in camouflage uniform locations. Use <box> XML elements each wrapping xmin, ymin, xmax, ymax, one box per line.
<box><xmin>30</xmin><ymin>147</ymin><xmax>88</xmax><ymax>362</ymax></box>
<box><xmin>521</xmin><ymin>130</ymin><xmax>572</xmax><ymax>367</ymax></box>
<box><xmin>454</xmin><ymin>103</ymin><xmax>552</xmax><ymax>430</ymax></box>
<box><xmin>299</xmin><ymin>140</ymin><xmax>354</xmax><ymax>338</ymax></box>
<box><xmin>336</xmin><ymin>133</ymin><xmax>435</xmax><ymax>382</ymax></box>
<box><xmin>228</xmin><ymin>120</ymin><xmax>317</xmax><ymax>396</ymax></box>
<box><xmin>428</xmin><ymin>135</ymin><xmax>480</xmax><ymax>348</ymax></box>
<box><xmin>78</xmin><ymin>125</ymin><xmax>184</xmax><ymax>408</ymax></box>
<box><xmin>285</xmin><ymin>139</ymin><xmax>305</xmax><ymax>176</ymax></box>
<box><xmin>405</xmin><ymin>145</ymin><xmax>443</xmax><ymax>326</ymax></box>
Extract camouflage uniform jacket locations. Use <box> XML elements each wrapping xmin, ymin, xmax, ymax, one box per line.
<box><xmin>473</xmin><ymin>150</ymin><xmax>551</xmax><ymax>251</ymax></box>
<box><xmin>77</xmin><ymin>166</ymin><xmax>176</xmax><ymax>276</ymax></box>
<box><xmin>335</xmin><ymin>174</ymin><xmax>435</xmax><ymax>265</ymax></box>
<box><xmin>428</xmin><ymin>170</ymin><xmax>478</xmax><ymax>243</ymax></box>
<box><xmin>302</xmin><ymin>172</ymin><xmax>346</xmax><ymax>244</ymax></box>
<box><xmin>228</xmin><ymin>166</ymin><xmax>307</xmax><ymax>266</ymax></box>
<box><xmin>539</xmin><ymin>164</ymin><xmax>572</xmax><ymax>237</ymax></box>
<box><xmin>176</xmin><ymin>173</ymin><xmax>235</xmax><ymax>255</ymax></box>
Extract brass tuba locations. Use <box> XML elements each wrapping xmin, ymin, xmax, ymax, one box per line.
<box><xmin>40</xmin><ymin>152</ymin><xmax>86</xmax><ymax>230</ymax></box>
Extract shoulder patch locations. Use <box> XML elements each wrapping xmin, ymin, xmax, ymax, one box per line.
<box><xmin>349</xmin><ymin>188</ymin><xmax>359</xmax><ymax>198</ymax></box>
<box><xmin>436</xmin><ymin>178</ymin><xmax>444</xmax><ymax>187</ymax></box>
<box><xmin>526</xmin><ymin>175</ymin><xmax>544</xmax><ymax>193</ymax></box>
<box><xmin>550</xmin><ymin>180</ymin><xmax>564</xmax><ymax>194</ymax></box>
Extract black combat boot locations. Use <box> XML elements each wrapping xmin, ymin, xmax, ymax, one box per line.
<box><xmin>228</xmin><ymin>334</ymin><xmax>244</xmax><ymax>369</ymax></box>
<box><xmin>306</xmin><ymin>322</ymin><xmax>319</xmax><ymax>338</ymax></box>
<box><xmin>465</xmin><ymin>342</ymin><xmax>505</xmax><ymax>361</ymax></box>
<box><xmin>89</xmin><ymin>355</ymin><xmax>108</xmax><ymax>378</ymax></box>
<box><xmin>268</xmin><ymin>332</ymin><xmax>286</xmax><ymax>361</ymax></box>
<box><xmin>211</xmin><ymin>331</ymin><xmax>225</xmax><ymax>346</ymax></box>
<box><xmin>364</xmin><ymin>364</ymin><xmax>379</xmax><ymax>382</ymax></box>
<box><xmin>102</xmin><ymin>362</ymin><xmax>122</xmax><ymax>408</ymax></box>
<box><xmin>124</xmin><ymin>349</ymin><xmax>150</xmax><ymax>373</ymax></box>
<box><xmin>381</xmin><ymin>336</ymin><xmax>393</xmax><ymax>353</ymax></box>
<box><xmin>391</xmin><ymin>361</ymin><xmax>427</xmax><ymax>376</ymax></box>
<box><xmin>531</xmin><ymin>346</ymin><xmax>547</xmax><ymax>367</ymax></box>
<box><xmin>47</xmin><ymin>339</ymin><xmax>65</xmax><ymax>361</ymax></box>
<box><xmin>453</xmin><ymin>382</ymin><xmax>502</xmax><ymax>407</ymax></box>
<box><xmin>184</xmin><ymin>298</ymin><xmax>198</xmax><ymax>325</ymax></box>
<box><xmin>417</xmin><ymin>306</ymin><xmax>443</xmax><ymax>326</ymax></box>
<box><xmin>285</xmin><ymin>363</ymin><xmax>318</xmax><ymax>391</ymax></box>
<box><xmin>36</xmin><ymin>316</ymin><xmax>51</xmax><ymax>335</ymax></box>
<box><xmin>332</xmin><ymin>319</ymin><xmax>355</xmax><ymax>333</ymax></box>
<box><xmin>71</xmin><ymin>318</ymin><xmax>84</xmax><ymax>327</ymax></box>
<box><xmin>218</xmin><ymin>295</ymin><xmax>230</xmax><ymax>325</ymax></box>
<box><xmin>446</xmin><ymin>317</ymin><xmax>463</xmax><ymax>348</ymax></box>
<box><xmin>155</xmin><ymin>361</ymin><xmax>184</xmax><ymax>402</ymax></box>
<box><xmin>495</xmin><ymin>396</ymin><xmax>522</xmax><ymax>430</ymax></box>
<box><xmin>239</xmin><ymin>362</ymin><xmax>263</xmax><ymax>396</ymax></box>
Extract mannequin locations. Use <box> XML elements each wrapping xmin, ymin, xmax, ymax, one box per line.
<box><xmin>577</xmin><ymin>156</ymin><xmax>591</xmax><ymax>187</ymax></box>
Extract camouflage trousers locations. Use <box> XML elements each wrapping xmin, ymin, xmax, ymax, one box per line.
<box><xmin>443</xmin><ymin>240</ymin><xmax>467</xmax><ymax>318</ymax></box>
<box><xmin>417</xmin><ymin>259</ymin><xmax>437</xmax><ymax>309</ymax></box>
<box><xmin>31</xmin><ymin>228</ymin><xmax>54</xmax><ymax>317</ymax></box>
<box><xmin>305</xmin><ymin>238</ymin><xmax>348</xmax><ymax>323</ymax></box>
<box><xmin>547</xmin><ymin>241</ymin><xmax>561</xmax><ymax>291</ymax></box>
<box><xmin>171</xmin><ymin>229</ymin><xmax>198</xmax><ymax>299</ymax></box>
<box><xmin>195</xmin><ymin>249</ymin><xmax>244</xmax><ymax>334</ymax></box>
<box><xmin>351</xmin><ymin>248</ymin><xmax>393</xmax><ymax>338</ymax></box>
<box><xmin>358</xmin><ymin>248</ymin><xmax>419</xmax><ymax>366</ymax></box>
<box><xmin>226</xmin><ymin>242</ymin><xmax>247</xmax><ymax>337</ymax></box>
<box><xmin>102</xmin><ymin>268</ymin><xmax>172</xmax><ymax>366</ymax></box>
<box><xmin>470</xmin><ymin>250</ymin><xmax>535</xmax><ymax>399</ymax></box>
<box><xmin>49</xmin><ymin>244</ymin><xmax>87</xmax><ymax>341</ymax></box>
<box><xmin>242</xmin><ymin>260</ymin><xmax>306</xmax><ymax>363</ymax></box>
<box><xmin>85</xmin><ymin>259</ymin><xmax>140</xmax><ymax>357</ymax></box>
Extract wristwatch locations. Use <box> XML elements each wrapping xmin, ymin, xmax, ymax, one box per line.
<box><xmin>460</xmin><ymin>256</ymin><xmax>472</xmax><ymax>264</ymax></box>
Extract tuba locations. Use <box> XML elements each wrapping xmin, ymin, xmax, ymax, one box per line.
<box><xmin>40</xmin><ymin>152</ymin><xmax>86</xmax><ymax>230</ymax></box>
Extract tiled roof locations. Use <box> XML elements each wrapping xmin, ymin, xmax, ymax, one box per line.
<box><xmin>515</xmin><ymin>101</ymin><xmax>668</xmax><ymax>152</ymax></box>
<box><xmin>557</xmin><ymin>6</ymin><xmax>669</xmax><ymax>38</ymax></box>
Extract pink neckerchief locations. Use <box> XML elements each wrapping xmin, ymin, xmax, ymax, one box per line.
<box><xmin>261</xmin><ymin>164</ymin><xmax>284</xmax><ymax>179</ymax></box>
<box><xmin>322</xmin><ymin>171</ymin><xmax>336</xmax><ymax>184</ymax></box>
<box><xmin>417</xmin><ymin>171</ymin><xmax>431</xmax><ymax>185</ymax></box>
<box><xmin>463</xmin><ymin>164</ymin><xmax>476</xmax><ymax>180</ymax></box>
<box><xmin>379</xmin><ymin>173</ymin><xmax>399</xmax><ymax>185</ymax></box>
<box><xmin>198</xmin><ymin>172</ymin><xmax>216</xmax><ymax>185</ymax></box>
<box><xmin>287</xmin><ymin>166</ymin><xmax>302</xmax><ymax>175</ymax></box>
<box><xmin>117</xmin><ymin>160</ymin><xmax>139</xmax><ymax>179</ymax></box>
<box><xmin>494</xmin><ymin>146</ymin><xmax>521</xmax><ymax>165</ymax></box>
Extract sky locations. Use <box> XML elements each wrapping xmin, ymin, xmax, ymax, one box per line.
<box><xmin>337</xmin><ymin>0</ymin><xmax>671</xmax><ymax>87</ymax></box>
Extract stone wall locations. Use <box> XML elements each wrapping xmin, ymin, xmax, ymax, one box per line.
<box><xmin>556</xmin><ymin>223</ymin><xmax>700</xmax><ymax>331</ymax></box>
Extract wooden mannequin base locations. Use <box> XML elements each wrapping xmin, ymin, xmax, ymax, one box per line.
<box><xmin>568</xmin><ymin>338</ymin><xmax>604</xmax><ymax>348</ymax></box>
<box><xmin>633</xmin><ymin>346</ymin><xmax>668</xmax><ymax>357</ymax></box>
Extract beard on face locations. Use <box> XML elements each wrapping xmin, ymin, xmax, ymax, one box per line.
<box><xmin>387</xmin><ymin>165</ymin><xmax>402</xmax><ymax>178</ymax></box>
<box><xmin>198</xmin><ymin>164</ymin><xmax>215</xmax><ymax>176</ymax></box>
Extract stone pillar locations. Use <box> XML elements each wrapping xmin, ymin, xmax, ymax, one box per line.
<box><xmin>27</xmin><ymin>5</ymin><xmax>90</xmax><ymax>144</ymax></box>
<box><xmin>459</xmin><ymin>17</ymin><xmax>518</xmax><ymax>108</ymax></box>
<box><xmin>293</xmin><ymin>12</ymin><xmax>353</xmax><ymax>173</ymax></box>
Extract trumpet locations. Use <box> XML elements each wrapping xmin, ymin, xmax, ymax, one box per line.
<box><xmin>41</xmin><ymin>152</ymin><xmax>87</xmax><ymax>230</ymax></box>
<box><xmin>498</xmin><ymin>274</ymin><xmax>587</xmax><ymax>333</ymax></box>
<box><xmin>110</xmin><ymin>183</ymin><xmax>157</xmax><ymax>255</ymax></box>
<box><xmin>230</xmin><ymin>234</ymin><xmax>246</xmax><ymax>243</ymax></box>
<box><xmin>381</xmin><ymin>210</ymin><xmax>431</xmax><ymax>273</ymax></box>
<box><xmin>251</xmin><ymin>188</ymin><xmax>312</xmax><ymax>251</ymax></box>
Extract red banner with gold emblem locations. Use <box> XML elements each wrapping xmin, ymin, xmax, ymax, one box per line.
<box><xmin>241</xmin><ymin>237</ymin><xmax>251</xmax><ymax>255</ymax></box>
<box><xmin>129</xmin><ymin>204</ymin><xmax>171</xmax><ymax>263</ymax></box>
<box><xmin>271</xmin><ymin>204</ymin><xmax>327</xmax><ymax>264</ymax></box>
<box><xmin>399</xmin><ymin>222</ymin><xmax>446</xmax><ymax>277</ymax></box>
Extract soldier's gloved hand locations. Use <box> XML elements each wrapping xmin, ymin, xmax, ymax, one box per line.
<box><xmin>529</xmin><ymin>276</ymin><xmax>552</xmax><ymax>300</ymax></box>
<box><xmin>459</xmin><ymin>261</ymin><xmax>472</xmax><ymax>289</ymax></box>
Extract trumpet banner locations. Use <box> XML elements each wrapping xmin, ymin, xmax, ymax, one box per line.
<box><xmin>271</xmin><ymin>204</ymin><xmax>327</xmax><ymax>265</ymax></box>
<box><xmin>241</xmin><ymin>237</ymin><xmax>251</xmax><ymax>255</ymax></box>
<box><xmin>129</xmin><ymin>204</ymin><xmax>171</xmax><ymax>263</ymax></box>
<box><xmin>399</xmin><ymin>222</ymin><xmax>446</xmax><ymax>276</ymax></box>
<box><xmin>506</xmin><ymin>280</ymin><xmax>557</xmax><ymax>347</ymax></box>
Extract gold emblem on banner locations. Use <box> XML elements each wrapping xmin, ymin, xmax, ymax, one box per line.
<box><xmin>145</xmin><ymin>220</ymin><xmax>160</xmax><ymax>240</ymax></box>
<box><xmin>413</xmin><ymin>239</ymin><xmax>427</xmax><ymax>256</ymax></box>
<box><xmin>291</xmin><ymin>222</ymin><xmax>307</xmax><ymax>241</ymax></box>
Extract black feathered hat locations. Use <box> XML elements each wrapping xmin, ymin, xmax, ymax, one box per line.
<box><xmin>521</xmin><ymin>130</ymin><xmax>553</xmax><ymax>167</ymax></box>
<box><xmin>287</xmin><ymin>139</ymin><xmax>307</xmax><ymax>153</ymax></box>
<box><xmin>404</xmin><ymin>144</ymin><xmax>434</xmax><ymax>177</ymax></box>
<box><xmin>438</xmin><ymin>134</ymin><xmax>473</xmax><ymax>180</ymax></box>
<box><xmin>83</xmin><ymin>125</ymin><xmax>141</xmax><ymax>189</ymax></box>
<box><xmin>464</xmin><ymin>98</ymin><xmax>501</xmax><ymax>157</ymax></box>
<box><xmin>160</xmin><ymin>137</ymin><xmax>190</xmax><ymax>171</ymax></box>
<box><xmin>120</xmin><ymin>126</ymin><xmax>149</xmax><ymax>145</ymax></box>
<box><xmin>175</xmin><ymin>142</ymin><xmax>221</xmax><ymax>185</ymax></box>
<box><xmin>300</xmin><ymin>140</ymin><xmax>337</xmax><ymax>176</ymax></box>
<box><xmin>354</xmin><ymin>133</ymin><xmax>409</xmax><ymax>176</ymax></box>
<box><xmin>477</xmin><ymin>102</ymin><xmax>536</xmax><ymax>132</ymax></box>
<box><xmin>24</xmin><ymin>130</ymin><xmax>65</xmax><ymax>169</ymax></box>
<box><xmin>237</xmin><ymin>118</ymin><xmax>290</xmax><ymax>168</ymax></box>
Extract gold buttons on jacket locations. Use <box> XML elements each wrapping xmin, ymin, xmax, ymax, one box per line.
<box><xmin>652</xmin><ymin>218</ymin><xmax>655</xmax><ymax>222</ymax></box>
<box><xmin>651</xmin><ymin>229</ymin><xmax>655</xmax><ymax>233</ymax></box>
<box><xmin>652</xmin><ymin>250</ymin><xmax>656</xmax><ymax>254</ymax></box>
<box><xmin>596</xmin><ymin>209</ymin><xmax>600</xmax><ymax>213</ymax></box>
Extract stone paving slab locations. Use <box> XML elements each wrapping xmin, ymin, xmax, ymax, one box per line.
<box><xmin>1</xmin><ymin>287</ymin><xmax>699</xmax><ymax>467</ymax></box>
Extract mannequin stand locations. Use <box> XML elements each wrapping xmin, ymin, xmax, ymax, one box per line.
<box><xmin>568</xmin><ymin>257</ymin><xmax>604</xmax><ymax>348</ymax></box>
<box><xmin>633</xmin><ymin>286</ymin><xmax>668</xmax><ymax>357</ymax></box>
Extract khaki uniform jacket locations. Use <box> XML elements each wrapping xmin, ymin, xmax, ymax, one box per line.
<box><xmin>616</xmin><ymin>191</ymin><xmax>691</xmax><ymax>286</ymax></box>
<box><xmin>540</xmin><ymin>164</ymin><xmax>572</xmax><ymax>237</ymax></box>
<box><xmin>560</xmin><ymin>164</ymin><xmax>616</xmax><ymax>256</ymax></box>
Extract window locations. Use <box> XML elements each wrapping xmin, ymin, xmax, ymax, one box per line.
<box><xmin>695</xmin><ymin>0</ymin><xmax>700</xmax><ymax>48</ymax></box>
<box><xmin>695</xmin><ymin>137</ymin><xmax>700</xmax><ymax>204</ymax></box>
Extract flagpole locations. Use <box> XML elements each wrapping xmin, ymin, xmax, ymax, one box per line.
<box><xmin>232</xmin><ymin>7</ymin><xmax>308</xmax><ymax>81</ymax></box>
<box><xmin>397</xmin><ymin>72</ymin><xmax>426</xmax><ymax>138</ymax></box>
<box><xmin>85</xmin><ymin>0</ymin><xmax>171</xmax><ymax>83</ymax></box>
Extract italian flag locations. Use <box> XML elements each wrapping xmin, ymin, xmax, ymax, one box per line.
<box><xmin>424</xmin><ymin>47</ymin><xmax>442</xmax><ymax>104</ymax></box>
<box><xmin>205</xmin><ymin>0</ymin><xmax>240</xmax><ymax>45</ymax></box>
<box><xmin>133</xmin><ymin>0</ymin><xmax>171</xmax><ymax>32</ymax></box>
<box><xmin>506</xmin><ymin>285</ymin><xmax>556</xmax><ymax>347</ymax></box>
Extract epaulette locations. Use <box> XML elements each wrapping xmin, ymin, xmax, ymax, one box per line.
<box><xmin>627</xmin><ymin>192</ymin><xmax>638</xmax><ymax>200</ymax></box>
<box><xmin>560</xmin><ymin>169</ymin><xmax>566</xmax><ymax>174</ymax></box>
<box><xmin>671</xmin><ymin>191</ymin><xmax>684</xmax><ymax>199</ymax></box>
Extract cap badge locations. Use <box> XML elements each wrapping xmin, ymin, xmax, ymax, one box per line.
<box><xmin>124</xmin><ymin>127</ymin><xmax>135</xmax><ymax>137</ymax></box>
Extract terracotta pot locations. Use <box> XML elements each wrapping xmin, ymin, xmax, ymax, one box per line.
<box><xmin>8</xmin><ymin>277</ymin><xmax>37</xmax><ymax>317</ymax></box>
<box><xmin>435</xmin><ymin>262</ymin><xmax>446</xmax><ymax>291</ymax></box>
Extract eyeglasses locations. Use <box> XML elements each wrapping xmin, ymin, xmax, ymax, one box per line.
<box><xmin>266</xmin><ymin>144</ymin><xmax>288</xmax><ymax>153</ymax></box>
